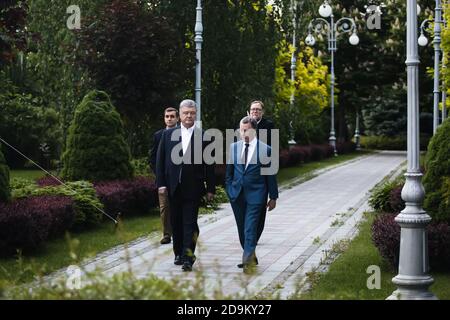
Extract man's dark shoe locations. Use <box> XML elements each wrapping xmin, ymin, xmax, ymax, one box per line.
<box><xmin>182</xmin><ymin>261</ymin><xmax>193</xmax><ymax>272</ymax></box>
<box><xmin>237</xmin><ymin>256</ymin><xmax>258</xmax><ymax>268</ymax></box>
<box><xmin>243</xmin><ymin>263</ymin><xmax>257</xmax><ymax>275</ymax></box>
<box><xmin>160</xmin><ymin>235</ymin><xmax>171</xmax><ymax>245</ymax></box>
<box><xmin>174</xmin><ymin>255</ymin><xmax>183</xmax><ymax>265</ymax></box>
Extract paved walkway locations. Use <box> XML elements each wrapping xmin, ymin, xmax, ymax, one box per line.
<box><xmin>46</xmin><ymin>151</ymin><xmax>406</xmax><ymax>298</ymax></box>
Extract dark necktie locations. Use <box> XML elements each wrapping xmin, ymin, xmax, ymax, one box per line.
<box><xmin>244</xmin><ymin>143</ymin><xmax>250</xmax><ymax>167</ymax></box>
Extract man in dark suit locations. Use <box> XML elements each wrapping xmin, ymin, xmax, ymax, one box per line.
<box><xmin>156</xmin><ymin>99</ymin><xmax>215</xmax><ymax>272</ymax></box>
<box><xmin>249</xmin><ymin>100</ymin><xmax>276</xmax><ymax>242</ymax></box>
<box><xmin>226</xmin><ymin>116</ymin><xmax>278</xmax><ymax>273</ymax></box>
<box><xmin>249</xmin><ymin>100</ymin><xmax>275</xmax><ymax>147</ymax></box>
<box><xmin>149</xmin><ymin>107</ymin><xmax>179</xmax><ymax>245</ymax></box>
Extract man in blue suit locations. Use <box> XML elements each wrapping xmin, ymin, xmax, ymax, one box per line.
<box><xmin>226</xmin><ymin>116</ymin><xmax>279</xmax><ymax>273</ymax></box>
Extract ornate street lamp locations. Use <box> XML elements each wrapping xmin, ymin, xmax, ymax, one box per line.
<box><xmin>195</xmin><ymin>0</ymin><xmax>203</xmax><ymax>128</ymax></box>
<box><xmin>305</xmin><ymin>1</ymin><xmax>359</xmax><ymax>156</ymax></box>
<box><xmin>442</xmin><ymin>1</ymin><xmax>448</xmax><ymax>121</ymax></box>
<box><xmin>387</xmin><ymin>0</ymin><xmax>436</xmax><ymax>300</ymax></box>
<box><xmin>289</xmin><ymin>0</ymin><xmax>298</xmax><ymax>146</ymax></box>
<box><xmin>418</xmin><ymin>0</ymin><xmax>443</xmax><ymax>134</ymax></box>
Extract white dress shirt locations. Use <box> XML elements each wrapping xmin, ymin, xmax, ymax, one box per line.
<box><xmin>181</xmin><ymin>123</ymin><xmax>195</xmax><ymax>154</ymax></box>
<box><xmin>241</xmin><ymin>137</ymin><xmax>257</xmax><ymax>169</ymax></box>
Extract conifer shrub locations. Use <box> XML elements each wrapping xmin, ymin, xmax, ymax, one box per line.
<box><xmin>423</xmin><ymin>118</ymin><xmax>450</xmax><ymax>222</ymax></box>
<box><xmin>61</xmin><ymin>90</ymin><xmax>133</xmax><ymax>182</ymax></box>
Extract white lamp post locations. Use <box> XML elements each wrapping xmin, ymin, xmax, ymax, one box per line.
<box><xmin>194</xmin><ymin>0</ymin><xmax>203</xmax><ymax>128</ymax></box>
<box><xmin>305</xmin><ymin>1</ymin><xmax>359</xmax><ymax>156</ymax></box>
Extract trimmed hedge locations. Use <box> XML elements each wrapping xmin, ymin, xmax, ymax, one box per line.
<box><xmin>2</xmin><ymin>176</ymin><xmax>159</xmax><ymax>255</ymax></box>
<box><xmin>13</xmin><ymin>181</ymin><xmax>103</xmax><ymax>229</ymax></box>
<box><xmin>360</xmin><ymin>134</ymin><xmax>430</xmax><ymax>151</ymax></box>
<box><xmin>388</xmin><ymin>185</ymin><xmax>405</xmax><ymax>213</ymax></box>
<box><xmin>0</xmin><ymin>147</ymin><xmax>10</xmax><ymax>203</ymax></box>
<box><xmin>423</xmin><ymin>118</ymin><xmax>450</xmax><ymax>222</ymax></box>
<box><xmin>94</xmin><ymin>176</ymin><xmax>157</xmax><ymax>217</ymax></box>
<box><xmin>0</xmin><ymin>195</ymin><xmax>75</xmax><ymax>255</ymax></box>
<box><xmin>61</xmin><ymin>90</ymin><xmax>133</xmax><ymax>182</ymax></box>
<box><xmin>36</xmin><ymin>175</ymin><xmax>63</xmax><ymax>187</ymax></box>
<box><xmin>372</xmin><ymin>213</ymin><xmax>450</xmax><ymax>270</ymax></box>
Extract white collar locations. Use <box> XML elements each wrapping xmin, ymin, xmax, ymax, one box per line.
<box><xmin>181</xmin><ymin>123</ymin><xmax>195</xmax><ymax>132</ymax></box>
<box><xmin>243</xmin><ymin>137</ymin><xmax>257</xmax><ymax>147</ymax></box>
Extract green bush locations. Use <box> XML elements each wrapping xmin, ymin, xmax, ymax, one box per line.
<box><xmin>131</xmin><ymin>158</ymin><xmax>154</xmax><ymax>178</ymax></box>
<box><xmin>423</xmin><ymin>118</ymin><xmax>450</xmax><ymax>222</ymax></box>
<box><xmin>12</xmin><ymin>181</ymin><xmax>103</xmax><ymax>229</ymax></box>
<box><xmin>0</xmin><ymin>78</ymin><xmax>60</xmax><ymax>168</ymax></box>
<box><xmin>361</xmin><ymin>135</ymin><xmax>430</xmax><ymax>151</ymax></box>
<box><xmin>0</xmin><ymin>147</ymin><xmax>11</xmax><ymax>203</ymax></box>
<box><xmin>369</xmin><ymin>177</ymin><xmax>404</xmax><ymax>213</ymax></box>
<box><xmin>61</xmin><ymin>90</ymin><xmax>133</xmax><ymax>182</ymax></box>
<box><xmin>9</xmin><ymin>177</ymin><xmax>34</xmax><ymax>190</ymax></box>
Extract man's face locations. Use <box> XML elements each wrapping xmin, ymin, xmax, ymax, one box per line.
<box><xmin>240</xmin><ymin>122</ymin><xmax>256</xmax><ymax>143</ymax></box>
<box><xmin>164</xmin><ymin>111</ymin><xmax>178</xmax><ymax>128</ymax></box>
<box><xmin>180</xmin><ymin>106</ymin><xmax>196</xmax><ymax>128</ymax></box>
<box><xmin>249</xmin><ymin>102</ymin><xmax>264</xmax><ymax>121</ymax></box>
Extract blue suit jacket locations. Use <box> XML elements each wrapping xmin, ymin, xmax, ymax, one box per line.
<box><xmin>225</xmin><ymin>140</ymin><xmax>278</xmax><ymax>205</ymax></box>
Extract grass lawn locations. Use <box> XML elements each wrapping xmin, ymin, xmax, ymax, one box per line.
<box><xmin>297</xmin><ymin>213</ymin><xmax>450</xmax><ymax>300</ymax></box>
<box><xmin>9</xmin><ymin>170</ymin><xmax>50</xmax><ymax>180</ymax></box>
<box><xmin>0</xmin><ymin>211</ymin><xmax>162</xmax><ymax>284</ymax></box>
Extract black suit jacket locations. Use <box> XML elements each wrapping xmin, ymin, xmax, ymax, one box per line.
<box><xmin>256</xmin><ymin>117</ymin><xmax>275</xmax><ymax>146</ymax></box>
<box><xmin>156</xmin><ymin>127</ymin><xmax>215</xmax><ymax>199</ymax></box>
<box><xmin>149</xmin><ymin>128</ymin><xmax>164</xmax><ymax>173</ymax></box>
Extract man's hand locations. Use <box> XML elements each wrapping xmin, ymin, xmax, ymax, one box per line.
<box><xmin>206</xmin><ymin>192</ymin><xmax>215</xmax><ymax>202</ymax></box>
<box><xmin>267</xmin><ymin>199</ymin><xmax>276</xmax><ymax>211</ymax></box>
<box><xmin>158</xmin><ymin>187</ymin><xmax>167</xmax><ymax>194</ymax></box>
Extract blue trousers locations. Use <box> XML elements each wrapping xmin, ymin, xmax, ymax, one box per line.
<box><xmin>230</xmin><ymin>192</ymin><xmax>264</xmax><ymax>264</ymax></box>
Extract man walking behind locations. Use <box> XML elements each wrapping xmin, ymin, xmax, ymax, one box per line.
<box><xmin>248</xmin><ymin>100</ymin><xmax>276</xmax><ymax>242</ymax></box>
<box><xmin>150</xmin><ymin>107</ymin><xmax>179</xmax><ymax>245</ymax></box>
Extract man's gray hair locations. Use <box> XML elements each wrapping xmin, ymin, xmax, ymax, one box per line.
<box><xmin>179</xmin><ymin>99</ymin><xmax>197</xmax><ymax>110</ymax></box>
<box><xmin>240</xmin><ymin>116</ymin><xmax>257</xmax><ymax>129</ymax></box>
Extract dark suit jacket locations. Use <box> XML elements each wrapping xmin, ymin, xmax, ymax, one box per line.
<box><xmin>256</xmin><ymin>117</ymin><xmax>275</xmax><ymax>146</ymax></box>
<box><xmin>149</xmin><ymin>128</ymin><xmax>164</xmax><ymax>173</ymax></box>
<box><xmin>156</xmin><ymin>127</ymin><xmax>215</xmax><ymax>200</ymax></box>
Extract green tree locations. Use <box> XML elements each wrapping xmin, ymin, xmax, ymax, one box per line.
<box><xmin>0</xmin><ymin>145</ymin><xmax>11</xmax><ymax>203</ymax></box>
<box><xmin>74</xmin><ymin>0</ymin><xmax>188</xmax><ymax>157</ymax></box>
<box><xmin>156</xmin><ymin>0</ymin><xmax>289</xmax><ymax>131</ymax></box>
<box><xmin>25</xmin><ymin>0</ymin><xmax>106</xmax><ymax>150</ymax></box>
<box><xmin>0</xmin><ymin>74</ymin><xmax>60</xmax><ymax>168</ymax></box>
<box><xmin>315</xmin><ymin>0</ymin><xmax>435</xmax><ymax>141</ymax></box>
<box><xmin>0</xmin><ymin>0</ymin><xmax>27</xmax><ymax>67</ymax></box>
<box><xmin>273</xmin><ymin>40</ymin><xmax>330</xmax><ymax>146</ymax></box>
<box><xmin>423</xmin><ymin>118</ymin><xmax>450</xmax><ymax>222</ymax></box>
<box><xmin>61</xmin><ymin>90</ymin><xmax>133</xmax><ymax>182</ymax></box>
